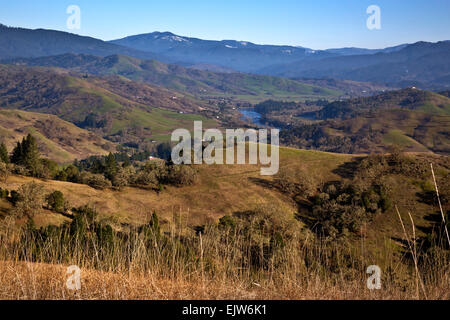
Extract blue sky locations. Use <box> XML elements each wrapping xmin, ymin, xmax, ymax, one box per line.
<box><xmin>0</xmin><ymin>0</ymin><xmax>449</xmax><ymax>49</ymax></box>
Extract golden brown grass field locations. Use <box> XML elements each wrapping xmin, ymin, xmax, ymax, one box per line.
<box><xmin>0</xmin><ymin>147</ymin><xmax>449</xmax><ymax>300</ymax></box>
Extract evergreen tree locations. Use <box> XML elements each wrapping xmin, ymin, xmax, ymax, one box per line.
<box><xmin>104</xmin><ymin>153</ymin><xmax>118</xmax><ymax>181</ymax></box>
<box><xmin>0</xmin><ymin>143</ymin><xmax>8</xmax><ymax>163</ymax></box>
<box><xmin>23</xmin><ymin>134</ymin><xmax>40</xmax><ymax>170</ymax></box>
<box><xmin>10</xmin><ymin>140</ymin><xmax>23</xmax><ymax>165</ymax></box>
<box><xmin>157</xmin><ymin>142</ymin><xmax>172</xmax><ymax>160</ymax></box>
<box><xmin>11</xmin><ymin>134</ymin><xmax>41</xmax><ymax>175</ymax></box>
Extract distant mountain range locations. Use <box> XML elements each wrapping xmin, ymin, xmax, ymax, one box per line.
<box><xmin>110</xmin><ymin>32</ymin><xmax>450</xmax><ymax>89</ymax></box>
<box><xmin>324</xmin><ymin>44</ymin><xmax>409</xmax><ymax>56</ymax></box>
<box><xmin>1</xmin><ymin>24</ymin><xmax>449</xmax><ymax>90</ymax></box>
<box><xmin>263</xmin><ymin>41</ymin><xmax>450</xmax><ymax>90</ymax></box>
<box><xmin>0</xmin><ymin>24</ymin><xmax>162</xmax><ymax>61</ymax></box>
<box><xmin>109</xmin><ymin>31</ymin><xmax>332</xmax><ymax>72</ymax></box>
<box><xmin>109</xmin><ymin>32</ymin><xmax>414</xmax><ymax>73</ymax></box>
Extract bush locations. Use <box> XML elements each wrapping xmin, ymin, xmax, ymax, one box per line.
<box><xmin>0</xmin><ymin>162</ymin><xmax>9</xmax><ymax>182</ymax></box>
<box><xmin>218</xmin><ymin>215</ymin><xmax>236</xmax><ymax>230</ymax></box>
<box><xmin>83</xmin><ymin>173</ymin><xmax>112</xmax><ymax>190</ymax></box>
<box><xmin>9</xmin><ymin>190</ymin><xmax>20</xmax><ymax>206</ymax></box>
<box><xmin>132</xmin><ymin>168</ymin><xmax>160</xmax><ymax>187</ymax></box>
<box><xmin>0</xmin><ymin>188</ymin><xmax>8</xmax><ymax>198</ymax></box>
<box><xmin>46</xmin><ymin>191</ymin><xmax>66</xmax><ymax>213</ymax></box>
<box><xmin>111</xmin><ymin>167</ymin><xmax>133</xmax><ymax>189</ymax></box>
<box><xmin>274</xmin><ymin>167</ymin><xmax>318</xmax><ymax>198</ymax></box>
<box><xmin>11</xmin><ymin>182</ymin><xmax>44</xmax><ymax>220</ymax></box>
<box><xmin>167</xmin><ymin>165</ymin><xmax>197</xmax><ymax>186</ymax></box>
<box><xmin>148</xmin><ymin>211</ymin><xmax>160</xmax><ymax>237</ymax></box>
<box><xmin>56</xmin><ymin>165</ymin><xmax>81</xmax><ymax>183</ymax></box>
<box><xmin>11</xmin><ymin>164</ymin><xmax>30</xmax><ymax>176</ymax></box>
<box><xmin>39</xmin><ymin>158</ymin><xmax>59</xmax><ymax>179</ymax></box>
<box><xmin>132</xmin><ymin>162</ymin><xmax>166</xmax><ymax>188</ymax></box>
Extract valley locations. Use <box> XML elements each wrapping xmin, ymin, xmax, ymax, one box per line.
<box><xmin>0</xmin><ymin>19</ymin><xmax>449</xmax><ymax>301</ymax></box>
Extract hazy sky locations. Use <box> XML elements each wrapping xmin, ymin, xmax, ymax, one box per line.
<box><xmin>1</xmin><ymin>0</ymin><xmax>449</xmax><ymax>49</ymax></box>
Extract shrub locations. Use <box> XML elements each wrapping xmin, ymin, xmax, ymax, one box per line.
<box><xmin>11</xmin><ymin>182</ymin><xmax>44</xmax><ymax>220</ymax></box>
<box><xmin>167</xmin><ymin>165</ymin><xmax>197</xmax><ymax>186</ymax></box>
<box><xmin>9</xmin><ymin>190</ymin><xmax>20</xmax><ymax>206</ymax></box>
<box><xmin>132</xmin><ymin>168</ymin><xmax>159</xmax><ymax>187</ymax></box>
<box><xmin>132</xmin><ymin>163</ymin><xmax>166</xmax><ymax>188</ymax></box>
<box><xmin>46</xmin><ymin>191</ymin><xmax>66</xmax><ymax>213</ymax></box>
<box><xmin>55</xmin><ymin>170</ymin><xmax>68</xmax><ymax>182</ymax></box>
<box><xmin>11</xmin><ymin>164</ymin><xmax>30</xmax><ymax>176</ymax></box>
<box><xmin>56</xmin><ymin>164</ymin><xmax>81</xmax><ymax>183</ymax></box>
<box><xmin>111</xmin><ymin>167</ymin><xmax>132</xmax><ymax>189</ymax></box>
<box><xmin>218</xmin><ymin>215</ymin><xmax>236</xmax><ymax>230</ymax></box>
<box><xmin>148</xmin><ymin>211</ymin><xmax>160</xmax><ymax>237</ymax></box>
<box><xmin>39</xmin><ymin>158</ymin><xmax>59</xmax><ymax>179</ymax></box>
<box><xmin>83</xmin><ymin>173</ymin><xmax>112</xmax><ymax>190</ymax></box>
<box><xmin>0</xmin><ymin>188</ymin><xmax>8</xmax><ymax>198</ymax></box>
<box><xmin>0</xmin><ymin>162</ymin><xmax>9</xmax><ymax>183</ymax></box>
<box><xmin>274</xmin><ymin>167</ymin><xmax>318</xmax><ymax>198</ymax></box>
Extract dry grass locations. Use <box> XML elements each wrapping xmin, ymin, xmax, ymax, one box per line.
<box><xmin>0</xmin><ymin>109</ymin><xmax>115</xmax><ymax>163</ymax></box>
<box><xmin>0</xmin><ymin>148</ymin><xmax>351</xmax><ymax>227</ymax></box>
<box><xmin>0</xmin><ymin>216</ymin><xmax>448</xmax><ymax>300</ymax></box>
<box><xmin>0</xmin><ymin>259</ymin><xmax>448</xmax><ymax>300</ymax></box>
<box><xmin>0</xmin><ymin>150</ymin><xmax>448</xmax><ymax>300</ymax></box>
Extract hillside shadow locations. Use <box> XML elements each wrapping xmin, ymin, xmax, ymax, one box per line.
<box><xmin>332</xmin><ymin>157</ymin><xmax>364</xmax><ymax>179</ymax></box>
<box><xmin>248</xmin><ymin>177</ymin><xmax>275</xmax><ymax>190</ymax></box>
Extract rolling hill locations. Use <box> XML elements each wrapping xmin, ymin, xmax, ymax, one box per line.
<box><xmin>0</xmin><ymin>109</ymin><xmax>115</xmax><ymax>163</ymax></box>
<box><xmin>3</xmin><ymin>53</ymin><xmax>342</xmax><ymax>103</ymax></box>
<box><xmin>276</xmin><ymin>89</ymin><xmax>450</xmax><ymax>154</ymax></box>
<box><xmin>317</xmin><ymin>88</ymin><xmax>450</xmax><ymax>119</ymax></box>
<box><xmin>0</xmin><ymin>64</ymin><xmax>215</xmax><ymax>145</ymax></box>
<box><xmin>1</xmin><ymin>147</ymin><xmax>354</xmax><ymax>226</ymax></box>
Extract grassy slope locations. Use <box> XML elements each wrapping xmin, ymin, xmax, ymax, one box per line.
<box><xmin>0</xmin><ymin>109</ymin><xmax>115</xmax><ymax>163</ymax></box>
<box><xmin>92</xmin><ymin>56</ymin><xmax>342</xmax><ymax>102</ymax></box>
<box><xmin>0</xmin><ymin>148</ymin><xmax>352</xmax><ymax>227</ymax></box>
<box><xmin>6</xmin><ymin>54</ymin><xmax>343</xmax><ymax>103</ymax></box>
<box><xmin>3</xmin><ymin>146</ymin><xmax>442</xmax><ymax>245</ymax></box>
<box><xmin>288</xmin><ymin>89</ymin><xmax>450</xmax><ymax>154</ymax></box>
<box><xmin>0</xmin><ymin>65</ymin><xmax>216</xmax><ymax>143</ymax></box>
<box><xmin>1</xmin><ymin>148</ymin><xmax>448</xmax><ymax>299</ymax></box>
<box><xmin>1</xmin><ymin>147</ymin><xmax>446</xmax><ymax>275</ymax></box>
<box><xmin>64</xmin><ymin>76</ymin><xmax>216</xmax><ymax>138</ymax></box>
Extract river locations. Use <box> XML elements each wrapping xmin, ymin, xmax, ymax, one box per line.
<box><xmin>238</xmin><ymin>108</ymin><xmax>263</xmax><ymax>126</ymax></box>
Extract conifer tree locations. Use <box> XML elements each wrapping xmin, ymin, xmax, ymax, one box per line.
<box><xmin>11</xmin><ymin>134</ymin><xmax>41</xmax><ymax>175</ymax></box>
<box><xmin>0</xmin><ymin>143</ymin><xmax>8</xmax><ymax>163</ymax></box>
<box><xmin>104</xmin><ymin>153</ymin><xmax>118</xmax><ymax>180</ymax></box>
